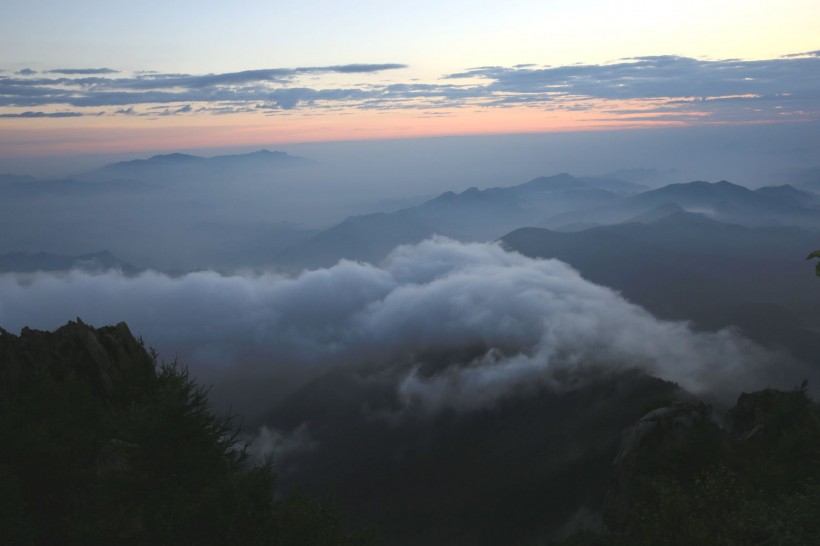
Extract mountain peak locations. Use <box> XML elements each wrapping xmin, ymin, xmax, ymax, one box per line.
<box><xmin>755</xmin><ymin>184</ymin><xmax>817</xmax><ymax>204</ymax></box>
<box><xmin>145</xmin><ymin>152</ymin><xmax>201</xmax><ymax>162</ymax></box>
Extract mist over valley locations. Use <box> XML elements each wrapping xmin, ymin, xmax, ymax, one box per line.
<box><xmin>2</xmin><ymin>123</ymin><xmax>820</xmax><ymax>543</ymax></box>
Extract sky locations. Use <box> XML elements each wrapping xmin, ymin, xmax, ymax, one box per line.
<box><xmin>1</xmin><ymin>1</ymin><xmax>819</xmax><ymax>163</ymax></box>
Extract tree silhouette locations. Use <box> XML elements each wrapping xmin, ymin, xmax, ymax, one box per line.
<box><xmin>808</xmin><ymin>250</ymin><xmax>820</xmax><ymax>277</ymax></box>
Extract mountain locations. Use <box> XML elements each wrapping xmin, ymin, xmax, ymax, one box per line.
<box><xmin>501</xmin><ymin>213</ymin><xmax>820</xmax><ymax>362</ymax></box>
<box><xmin>0</xmin><ymin>151</ymin><xmax>310</xmax><ymax>197</ymax></box>
<box><xmin>0</xmin><ymin>164</ymin><xmax>319</xmax><ymax>271</ymax></box>
<box><xmin>0</xmin><ymin>319</ymin><xmax>153</xmax><ymax>408</ymax></box>
<box><xmin>558</xmin><ymin>388</ymin><xmax>820</xmax><ymax>544</ymax></box>
<box><xmin>264</xmin><ymin>364</ymin><xmax>681</xmax><ymax>545</ymax></box>
<box><xmin>0</xmin><ymin>250</ymin><xmax>139</xmax><ymax>274</ymax></box>
<box><xmin>629</xmin><ymin>180</ymin><xmax>820</xmax><ymax>214</ymax></box>
<box><xmin>278</xmin><ymin>173</ymin><xmax>628</xmax><ymax>268</ymax></box>
<box><xmin>0</xmin><ymin>319</ymin><xmax>371</xmax><ymax>545</ymax></box>
<box><xmin>278</xmin><ymin>211</ymin><xmax>435</xmax><ymax>269</ymax></box>
<box><xmin>81</xmin><ymin>149</ymin><xmax>311</xmax><ymax>183</ymax></box>
<box><xmin>279</xmin><ymin>177</ymin><xmax>820</xmax><ymax>271</ymax></box>
<box><xmin>543</xmin><ymin>180</ymin><xmax>820</xmax><ymax>231</ymax></box>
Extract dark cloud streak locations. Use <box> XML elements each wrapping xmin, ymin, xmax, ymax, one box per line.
<box><xmin>0</xmin><ymin>110</ymin><xmax>84</xmax><ymax>118</ymax></box>
<box><xmin>0</xmin><ymin>54</ymin><xmax>817</xmax><ymax>122</ymax></box>
<box><xmin>47</xmin><ymin>68</ymin><xmax>119</xmax><ymax>75</ymax></box>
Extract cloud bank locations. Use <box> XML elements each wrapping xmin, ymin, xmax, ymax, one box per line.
<box><xmin>0</xmin><ymin>239</ymin><xmax>804</xmax><ymax>417</ymax></box>
<box><xmin>0</xmin><ymin>52</ymin><xmax>817</xmax><ymax>123</ymax></box>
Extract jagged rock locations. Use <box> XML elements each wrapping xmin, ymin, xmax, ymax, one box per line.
<box><xmin>603</xmin><ymin>401</ymin><xmax>717</xmax><ymax>532</ymax></box>
<box><xmin>724</xmin><ymin>388</ymin><xmax>813</xmax><ymax>442</ymax></box>
<box><xmin>600</xmin><ymin>388</ymin><xmax>820</xmax><ymax>537</ymax></box>
<box><xmin>0</xmin><ymin>318</ymin><xmax>154</xmax><ymax>409</ymax></box>
<box><xmin>612</xmin><ymin>403</ymin><xmax>712</xmax><ymax>464</ymax></box>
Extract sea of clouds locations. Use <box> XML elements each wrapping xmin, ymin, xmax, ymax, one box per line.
<box><xmin>0</xmin><ymin>238</ymin><xmax>804</xmax><ymax>419</ymax></box>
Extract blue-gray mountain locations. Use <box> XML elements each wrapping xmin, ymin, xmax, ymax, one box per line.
<box><xmin>501</xmin><ymin>213</ymin><xmax>820</xmax><ymax>364</ymax></box>
<box><xmin>278</xmin><ymin>176</ymin><xmax>820</xmax><ymax>268</ymax></box>
<box><xmin>542</xmin><ymin>180</ymin><xmax>820</xmax><ymax>230</ymax></box>
<box><xmin>278</xmin><ymin>174</ymin><xmax>648</xmax><ymax>268</ymax></box>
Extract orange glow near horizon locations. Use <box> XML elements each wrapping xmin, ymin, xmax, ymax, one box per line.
<box><xmin>0</xmin><ymin>99</ymin><xmax>710</xmax><ymax>159</ymax></box>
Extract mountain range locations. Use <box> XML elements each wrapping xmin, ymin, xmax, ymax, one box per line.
<box><xmin>501</xmin><ymin>212</ymin><xmax>820</xmax><ymax>363</ymax></box>
<box><xmin>278</xmin><ymin>174</ymin><xmax>645</xmax><ymax>268</ymax></box>
<box><xmin>79</xmin><ymin>149</ymin><xmax>312</xmax><ymax>184</ymax></box>
<box><xmin>278</xmin><ymin>176</ymin><xmax>820</xmax><ymax>270</ymax></box>
<box><xmin>542</xmin><ymin>180</ymin><xmax>820</xmax><ymax>230</ymax></box>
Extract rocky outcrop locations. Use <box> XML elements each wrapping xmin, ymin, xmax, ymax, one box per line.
<box><xmin>0</xmin><ymin>318</ymin><xmax>154</xmax><ymax>409</ymax></box>
<box><xmin>602</xmin><ymin>387</ymin><xmax>820</xmax><ymax>535</ymax></box>
<box><xmin>603</xmin><ymin>401</ymin><xmax>718</xmax><ymax>531</ymax></box>
<box><xmin>724</xmin><ymin>387</ymin><xmax>814</xmax><ymax>441</ymax></box>
<box><xmin>0</xmin><ymin>319</ymin><xmax>366</xmax><ymax>546</ymax></box>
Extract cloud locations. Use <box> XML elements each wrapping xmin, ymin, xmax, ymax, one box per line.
<box><xmin>46</xmin><ymin>68</ymin><xmax>119</xmax><ymax>75</ymax></box>
<box><xmin>0</xmin><ymin>53</ymin><xmax>816</xmax><ymax>122</ymax></box>
<box><xmin>328</xmin><ymin>63</ymin><xmax>407</xmax><ymax>73</ymax></box>
<box><xmin>0</xmin><ymin>110</ymin><xmax>84</xmax><ymax>118</ymax></box>
<box><xmin>15</xmin><ymin>68</ymin><xmax>37</xmax><ymax>76</ymax></box>
<box><xmin>246</xmin><ymin>424</ymin><xmax>316</xmax><ymax>465</ymax></box>
<box><xmin>0</xmin><ymin>238</ymin><xmax>805</xmax><ymax>419</ymax></box>
<box><xmin>148</xmin><ymin>104</ymin><xmax>193</xmax><ymax>116</ymax></box>
<box><xmin>442</xmin><ymin>53</ymin><xmax>820</xmax><ymax>114</ymax></box>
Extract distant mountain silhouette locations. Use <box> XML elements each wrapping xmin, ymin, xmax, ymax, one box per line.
<box><xmin>278</xmin><ymin>176</ymin><xmax>820</xmax><ymax>270</ymax></box>
<box><xmin>279</xmin><ymin>174</ymin><xmax>629</xmax><ymax>268</ymax></box>
<box><xmin>0</xmin><ymin>151</ymin><xmax>311</xmax><ymax>194</ymax></box>
<box><xmin>0</xmin><ymin>151</ymin><xmax>320</xmax><ymax>271</ymax></box>
<box><xmin>83</xmin><ymin>149</ymin><xmax>311</xmax><ymax>183</ymax></box>
<box><xmin>502</xmin><ymin>213</ymin><xmax>820</xmax><ymax>362</ymax></box>
<box><xmin>543</xmin><ymin>180</ymin><xmax>820</xmax><ymax>230</ymax></box>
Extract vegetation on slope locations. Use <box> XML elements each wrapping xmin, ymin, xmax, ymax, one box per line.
<box><xmin>0</xmin><ymin>321</ymin><xmax>375</xmax><ymax>546</ymax></box>
<box><xmin>552</xmin><ymin>387</ymin><xmax>820</xmax><ymax>545</ymax></box>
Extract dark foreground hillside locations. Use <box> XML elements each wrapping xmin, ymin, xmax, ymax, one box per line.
<box><xmin>0</xmin><ymin>320</ymin><xmax>375</xmax><ymax>546</ymax></box>
<box><xmin>266</xmin><ymin>367</ymin><xmax>682</xmax><ymax>545</ymax></box>
<box><xmin>553</xmin><ymin>388</ymin><xmax>820</xmax><ymax>545</ymax></box>
<box><xmin>2</xmin><ymin>320</ymin><xmax>818</xmax><ymax>545</ymax></box>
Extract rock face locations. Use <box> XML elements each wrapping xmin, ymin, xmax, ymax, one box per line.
<box><xmin>601</xmin><ymin>387</ymin><xmax>820</xmax><ymax>537</ymax></box>
<box><xmin>0</xmin><ymin>320</ymin><xmax>372</xmax><ymax>546</ymax></box>
<box><xmin>724</xmin><ymin>387</ymin><xmax>812</xmax><ymax>441</ymax></box>
<box><xmin>603</xmin><ymin>401</ymin><xmax>718</xmax><ymax>531</ymax></box>
<box><xmin>0</xmin><ymin>318</ymin><xmax>154</xmax><ymax>409</ymax></box>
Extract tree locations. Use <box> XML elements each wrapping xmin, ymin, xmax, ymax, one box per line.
<box><xmin>0</xmin><ymin>352</ymin><xmax>377</xmax><ymax>545</ymax></box>
<box><xmin>808</xmin><ymin>250</ymin><xmax>820</xmax><ymax>277</ymax></box>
